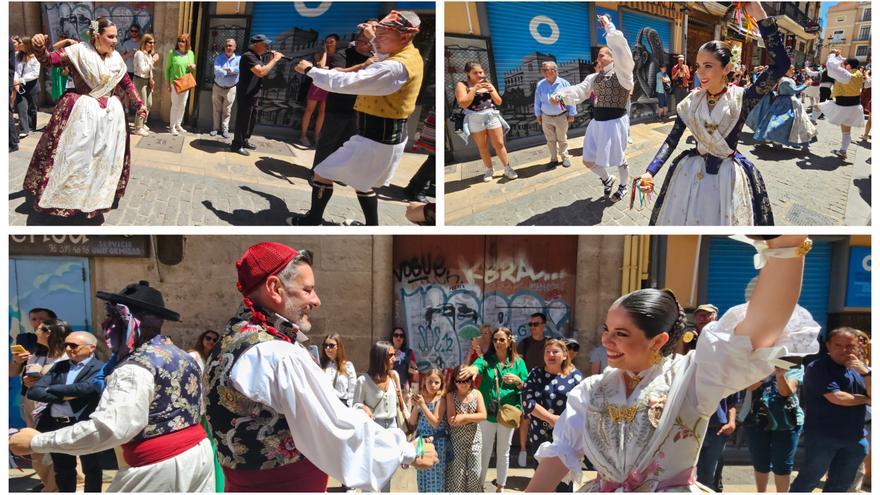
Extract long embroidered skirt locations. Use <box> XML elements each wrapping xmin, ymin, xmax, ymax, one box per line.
<box><xmin>22</xmin><ymin>91</ymin><xmax>132</xmax><ymax>217</ymax></box>
<box><xmin>650</xmin><ymin>150</ymin><xmax>774</xmax><ymax>226</ymax></box>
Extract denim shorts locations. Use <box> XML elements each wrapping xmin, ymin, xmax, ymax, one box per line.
<box><xmin>467</xmin><ymin>109</ymin><xmax>502</xmax><ymax>133</ymax></box>
<box><xmin>657</xmin><ymin>92</ymin><xmax>668</xmax><ymax>108</ymax></box>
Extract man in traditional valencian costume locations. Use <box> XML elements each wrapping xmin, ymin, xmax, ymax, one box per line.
<box><xmin>205</xmin><ymin>242</ymin><xmax>437</xmax><ymax>491</ymax></box>
<box><xmin>10</xmin><ymin>281</ymin><xmax>215</xmax><ymax>492</ymax></box>
<box><xmin>551</xmin><ymin>15</ymin><xmax>634</xmax><ymax>203</ymax></box>
<box><xmin>818</xmin><ymin>50</ymin><xmax>867</xmax><ymax>158</ymax></box>
<box><xmin>290</xmin><ymin>11</ymin><xmax>424</xmax><ymax>226</ymax></box>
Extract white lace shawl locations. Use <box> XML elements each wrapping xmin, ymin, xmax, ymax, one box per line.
<box><xmin>64</xmin><ymin>42</ymin><xmax>127</xmax><ymax>99</ymax></box>
<box><xmin>676</xmin><ymin>85</ymin><xmax>744</xmax><ymax>159</ymax></box>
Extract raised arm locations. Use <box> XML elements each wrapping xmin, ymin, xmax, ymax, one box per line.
<box><xmin>744</xmin><ymin>14</ymin><xmax>789</xmax><ymax>111</ymax></box>
<box><xmin>603</xmin><ymin>18</ymin><xmax>634</xmax><ymax>91</ymax></box>
<box><xmin>552</xmin><ymin>74</ymin><xmax>594</xmax><ymax>106</ymax></box>
<box><xmin>825</xmin><ymin>53</ymin><xmax>852</xmax><ymax>84</ymax></box>
<box><xmin>304</xmin><ymin>59</ymin><xmax>408</xmax><ymax>96</ymax></box>
<box><xmin>734</xmin><ymin>235</ymin><xmax>808</xmax><ymax>349</ymax></box>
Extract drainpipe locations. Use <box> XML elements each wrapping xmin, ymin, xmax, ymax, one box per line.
<box><xmin>465</xmin><ymin>1</ymin><xmax>474</xmax><ymax>34</ymax></box>
<box><xmin>682</xmin><ymin>4</ymin><xmax>689</xmax><ymax>59</ymax></box>
<box><xmin>689</xmin><ymin>235</ymin><xmax>703</xmax><ymax>307</ymax></box>
<box><xmin>621</xmin><ymin>236</ymin><xmax>633</xmax><ymax>294</ymax></box>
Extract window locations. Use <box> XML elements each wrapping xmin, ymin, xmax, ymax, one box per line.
<box><xmin>832</xmin><ymin>30</ymin><xmax>845</xmax><ymax>43</ymax></box>
<box><xmin>856</xmin><ymin>45</ymin><xmax>869</xmax><ymax>57</ymax></box>
<box><xmin>863</xmin><ymin>8</ymin><xmax>871</xmax><ymax>22</ymax></box>
<box><xmin>837</xmin><ymin>16</ymin><xmax>846</xmax><ymax>23</ymax></box>
<box><xmin>859</xmin><ymin>26</ymin><xmax>871</xmax><ymax>41</ymax></box>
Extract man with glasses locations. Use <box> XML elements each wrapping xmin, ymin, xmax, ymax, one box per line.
<box><xmin>26</xmin><ymin>331</ymin><xmax>105</xmax><ymax>492</ymax></box>
<box><xmin>515</xmin><ymin>312</ymin><xmax>549</xmax><ymax>466</ymax></box>
<box><xmin>311</xmin><ymin>25</ymin><xmax>376</xmax><ymax>171</ymax></box>
<box><xmin>534</xmin><ymin>61</ymin><xmax>576</xmax><ymax>169</ymax></box>
<box><xmin>204</xmin><ymin>242</ymin><xmax>437</xmax><ymax>491</ymax></box>
<box><xmin>119</xmin><ymin>23</ymin><xmax>143</xmax><ymax>81</ymax></box>
<box><xmin>211</xmin><ymin>39</ymin><xmax>240</xmax><ymax>139</ymax></box>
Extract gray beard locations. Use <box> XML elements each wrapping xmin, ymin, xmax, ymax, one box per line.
<box><xmin>283</xmin><ymin>298</ymin><xmax>311</xmax><ymax>333</ymax></box>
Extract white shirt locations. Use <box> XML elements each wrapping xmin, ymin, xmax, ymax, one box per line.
<box><xmin>232</xmin><ymin>340</ymin><xmax>416</xmax><ymax>492</ymax></box>
<box><xmin>307</xmin><ymin>59</ymin><xmax>408</xmax><ymax>96</ymax></box>
<box><xmin>353</xmin><ymin>372</ymin><xmax>399</xmax><ymax>421</ymax></box>
<box><xmin>133</xmin><ymin>50</ymin><xmax>155</xmax><ymax>79</ymax></box>
<box><xmin>32</xmin><ymin>364</ymin><xmax>154</xmax><ymax>456</ymax></box>
<box><xmin>324</xmin><ymin>360</ymin><xmax>357</xmax><ymax>405</ymax></box>
<box><xmin>15</xmin><ymin>56</ymin><xmax>41</xmax><ymax>85</ymax></box>
<box><xmin>826</xmin><ymin>53</ymin><xmax>853</xmax><ymax>84</ymax></box>
<box><xmin>552</xmin><ymin>21</ymin><xmax>634</xmax><ymax>105</ymax></box>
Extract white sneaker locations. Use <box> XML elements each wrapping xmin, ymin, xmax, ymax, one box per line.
<box><xmin>483</xmin><ymin>168</ymin><xmax>494</xmax><ymax>182</ymax></box>
<box><xmin>562</xmin><ymin>156</ymin><xmax>572</xmax><ymax>168</ymax></box>
<box><xmin>134</xmin><ymin>128</ymin><xmax>149</xmax><ymax>136</ymax></box>
<box><xmin>517</xmin><ymin>450</ymin><xmax>527</xmax><ymax>468</ymax></box>
<box><xmin>170</xmin><ymin>127</ymin><xmax>179</xmax><ymax>136</ymax></box>
<box><xmin>503</xmin><ymin>165</ymin><xmax>518</xmax><ymax>179</ymax></box>
<box><xmin>143</xmin><ymin>124</ymin><xmax>150</xmax><ymax>131</ymax></box>
<box><xmin>176</xmin><ymin>125</ymin><xmax>187</xmax><ymax>134</ymax></box>
<box><xmin>627</xmin><ymin>135</ymin><xmax>633</xmax><ymax>144</ymax></box>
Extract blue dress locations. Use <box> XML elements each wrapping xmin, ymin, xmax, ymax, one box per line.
<box><xmin>416</xmin><ymin>399</ymin><xmax>447</xmax><ymax>492</ymax></box>
<box><xmin>522</xmin><ymin>368</ymin><xmax>585</xmax><ymax>455</ymax></box>
<box><xmin>747</xmin><ymin>77</ymin><xmax>816</xmax><ymax>146</ymax></box>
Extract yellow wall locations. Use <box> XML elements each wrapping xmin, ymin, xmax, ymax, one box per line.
<box><xmin>851</xmin><ymin>236</ymin><xmax>871</xmax><ymax>247</ymax></box>
<box><xmin>216</xmin><ymin>2</ymin><xmax>245</xmax><ymax>15</ymax></box>
<box><xmin>664</xmin><ymin>236</ymin><xmax>700</xmax><ymax>308</ymax></box>
<box><xmin>445</xmin><ymin>2</ymin><xmax>480</xmax><ymax>36</ymax></box>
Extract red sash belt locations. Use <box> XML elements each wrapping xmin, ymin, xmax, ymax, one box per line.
<box><xmin>121</xmin><ymin>424</ymin><xmax>206</xmax><ymax>467</ymax></box>
<box><xmin>223</xmin><ymin>458</ymin><xmax>329</xmax><ymax>492</ymax></box>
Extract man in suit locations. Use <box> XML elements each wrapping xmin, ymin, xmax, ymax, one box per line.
<box><xmin>27</xmin><ymin>331</ymin><xmax>105</xmax><ymax>492</ymax></box>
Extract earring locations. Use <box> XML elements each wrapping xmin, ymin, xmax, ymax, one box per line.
<box><xmin>649</xmin><ymin>348</ymin><xmax>662</xmax><ymax>367</ymax></box>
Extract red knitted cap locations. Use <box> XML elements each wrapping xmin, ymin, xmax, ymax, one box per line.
<box><xmin>236</xmin><ymin>242</ymin><xmax>299</xmax><ymax>295</ymax></box>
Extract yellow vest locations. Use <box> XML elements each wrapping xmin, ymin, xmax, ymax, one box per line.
<box><xmin>832</xmin><ymin>70</ymin><xmax>865</xmax><ymax>98</ymax></box>
<box><xmin>354</xmin><ymin>44</ymin><xmax>423</xmax><ymax>119</ymax></box>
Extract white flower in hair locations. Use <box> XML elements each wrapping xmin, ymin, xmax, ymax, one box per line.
<box><xmin>90</xmin><ymin>20</ymin><xmax>99</xmax><ymax>33</ymax></box>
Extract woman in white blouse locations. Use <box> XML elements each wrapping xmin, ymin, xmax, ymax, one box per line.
<box><xmin>354</xmin><ymin>340</ymin><xmax>404</xmax><ymax>492</ymax></box>
<box><xmin>132</xmin><ymin>34</ymin><xmax>159</xmax><ymax>136</ymax></box>
<box><xmin>13</xmin><ymin>37</ymin><xmax>41</xmax><ymax>138</ymax></box>
<box><xmin>320</xmin><ymin>333</ymin><xmax>357</xmax><ymax>407</ymax></box>
<box><xmin>186</xmin><ymin>330</ymin><xmax>219</xmax><ymax>372</ymax></box>
<box><xmin>527</xmin><ymin>235</ymin><xmax>819</xmax><ymax>492</ymax></box>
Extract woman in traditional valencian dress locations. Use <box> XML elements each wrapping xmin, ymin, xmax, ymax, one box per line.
<box><xmin>526</xmin><ymin>234</ymin><xmax>820</xmax><ymax>492</ymax></box>
<box><xmin>23</xmin><ymin>17</ymin><xmax>146</xmax><ymax>218</ymax></box>
<box><xmin>638</xmin><ymin>2</ymin><xmax>787</xmax><ymax>226</ymax></box>
<box><xmin>746</xmin><ymin>64</ymin><xmax>816</xmax><ymax>149</ymax></box>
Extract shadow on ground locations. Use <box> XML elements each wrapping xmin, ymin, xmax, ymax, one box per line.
<box><xmin>201</xmin><ymin>185</ymin><xmax>340</xmax><ymax>225</ymax></box>
<box><xmin>517</xmin><ymin>196</ymin><xmax>612</xmax><ymax>225</ymax></box>
<box><xmin>10</xmin><ymin>190</ymin><xmax>107</xmax><ymax>226</ymax></box>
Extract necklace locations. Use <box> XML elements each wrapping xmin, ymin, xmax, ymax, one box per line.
<box><xmin>705</xmin><ymin>86</ymin><xmax>728</xmax><ymax>106</ymax></box>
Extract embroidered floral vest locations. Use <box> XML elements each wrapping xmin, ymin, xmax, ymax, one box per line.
<box><xmin>125</xmin><ymin>335</ymin><xmax>203</xmax><ymax>441</ymax></box>
<box><xmin>205</xmin><ymin>308</ymin><xmax>304</xmax><ymax>470</ymax></box>
<box><xmin>593</xmin><ymin>70</ymin><xmax>630</xmax><ymax>109</ymax></box>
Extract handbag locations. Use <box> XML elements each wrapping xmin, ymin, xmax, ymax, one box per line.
<box><xmin>173</xmin><ymin>72</ymin><xmax>196</xmax><ymax>94</ymax></box>
<box><xmin>494</xmin><ymin>367</ymin><xmax>522</xmax><ymax>429</ymax></box>
<box><xmin>450</xmin><ymin>109</ymin><xmax>465</xmax><ymax>132</ymax></box>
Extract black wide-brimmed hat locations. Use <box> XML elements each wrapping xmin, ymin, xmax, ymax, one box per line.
<box><xmin>96</xmin><ymin>281</ymin><xmax>181</xmax><ymax>321</ymax></box>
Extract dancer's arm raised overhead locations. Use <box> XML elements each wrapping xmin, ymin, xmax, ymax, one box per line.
<box><xmin>601</xmin><ymin>15</ymin><xmax>634</xmax><ymax>91</ymax></box>
<box><xmin>825</xmin><ymin>50</ymin><xmax>852</xmax><ymax>84</ymax></box>
<box><xmin>743</xmin><ymin>3</ymin><xmax>789</xmax><ymax>110</ymax></box>
<box><xmin>732</xmin><ymin>235</ymin><xmax>808</xmax><ymax>349</ymax></box>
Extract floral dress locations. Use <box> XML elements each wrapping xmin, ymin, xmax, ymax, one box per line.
<box><xmin>535</xmin><ymin>304</ymin><xmax>820</xmax><ymax>492</ymax></box>
<box><xmin>416</xmin><ymin>399</ymin><xmax>447</xmax><ymax>492</ymax></box>
<box><xmin>645</xmin><ymin>17</ymin><xmax>789</xmax><ymax>226</ymax></box>
<box><xmin>445</xmin><ymin>391</ymin><xmax>482</xmax><ymax>492</ymax></box>
<box><xmin>23</xmin><ymin>42</ymin><xmax>143</xmax><ymax>218</ymax></box>
<box><xmin>522</xmin><ymin>368</ymin><xmax>585</xmax><ymax>456</ymax></box>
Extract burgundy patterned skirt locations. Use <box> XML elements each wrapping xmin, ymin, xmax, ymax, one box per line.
<box><xmin>22</xmin><ymin>91</ymin><xmax>132</xmax><ymax>218</ymax></box>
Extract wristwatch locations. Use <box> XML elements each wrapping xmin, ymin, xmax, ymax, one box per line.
<box><xmin>304</xmin><ymin>65</ymin><xmax>313</xmax><ymax>75</ymax></box>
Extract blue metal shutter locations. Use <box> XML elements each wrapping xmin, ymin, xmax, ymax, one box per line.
<box><xmin>619</xmin><ymin>10</ymin><xmax>672</xmax><ymax>53</ymax></box>
<box><xmin>394</xmin><ymin>2</ymin><xmax>434</xmax><ymax>10</ymax></box>
<box><xmin>705</xmin><ymin>237</ymin><xmax>832</xmax><ymax>331</ymax></box>
<box><xmin>250</xmin><ymin>2</ymin><xmax>381</xmax><ymax>42</ymax></box>
<box><xmin>486</xmin><ymin>2</ymin><xmax>591</xmax><ymax>93</ymax></box>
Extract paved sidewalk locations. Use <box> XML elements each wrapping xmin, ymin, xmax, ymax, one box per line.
<box><xmin>446</xmin><ymin>117</ymin><xmax>870</xmax><ymax>226</ymax></box>
<box><xmin>9</xmin><ymin>463</ymin><xmax>860</xmax><ymax>492</ymax></box>
<box><xmin>9</xmin><ymin>112</ymin><xmax>433</xmax><ymax>226</ymax></box>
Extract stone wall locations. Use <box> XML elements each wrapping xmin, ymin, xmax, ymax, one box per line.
<box><xmin>573</xmin><ymin>235</ymin><xmax>625</xmax><ymax>370</ymax></box>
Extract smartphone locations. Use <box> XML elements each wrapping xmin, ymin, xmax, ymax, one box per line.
<box><xmin>10</xmin><ymin>344</ymin><xmax>27</xmax><ymax>354</ymax></box>
<box><xmin>308</xmin><ymin>344</ymin><xmax>320</xmax><ymax>364</ymax></box>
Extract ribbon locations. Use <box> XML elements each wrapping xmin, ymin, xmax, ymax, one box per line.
<box><xmin>598</xmin><ymin>466</ymin><xmax>695</xmax><ymax>492</ymax></box>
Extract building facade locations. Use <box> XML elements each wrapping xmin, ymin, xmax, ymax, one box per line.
<box><xmin>821</xmin><ymin>1</ymin><xmax>871</xmax><ymax>63</ymax></box>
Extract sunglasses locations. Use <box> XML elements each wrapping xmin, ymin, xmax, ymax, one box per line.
<box><xmin>393</xmin><ymin>333</ymin><xmax>405</xmax><ymax>338</ymax></box>
<box><xmin>204</xmin><ymin>335</ymin><xmax>218</xmax><ymax>342</ymax></box>
<box><xmin>455</xmin><ymin>379</ymin><xmax>471</xmax><ymax>384</ymax></box>
<box><xmin>323</xmin><ymin>343</ymin><xmax>337</xmax><ymax>349</ymax></box>
<box><xmin>64</xmin><ymin>342</ymin><xmax>81</xmax><ymax>350</ymax></box>
<box><xmin>493</xmin><ymin>338</ymin><xmax>508</xmax><ymax>343</ymax></box>
<box><xmin>529</xmin><ymin>322</ymin><xmax>543</xmax><ymax>327</ymax></box>
<box><xmin>388</xmin><ymin>354</ymin><xmax>396</xmax><ymax>359</ymax></box>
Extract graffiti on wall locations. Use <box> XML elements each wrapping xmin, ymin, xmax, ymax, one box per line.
<box><xmin>393</xmin><ymin>237</ymin><xmax>576</xmax><ymax>370</ymax></box>
<box><xmin>42</xmin><ymin>2</ymin><xmax>154</xmax><ymax>44</ymax></box>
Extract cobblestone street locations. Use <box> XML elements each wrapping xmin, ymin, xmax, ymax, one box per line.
<box><xmin>445</xmin><ymin>117</ymin><xmax>871</xmax><ymax>226</ymax></box>
<box><xmin>9</xmin><ymin>112</ymin><xmax>432</xmax><ymax>226</ymax></box>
